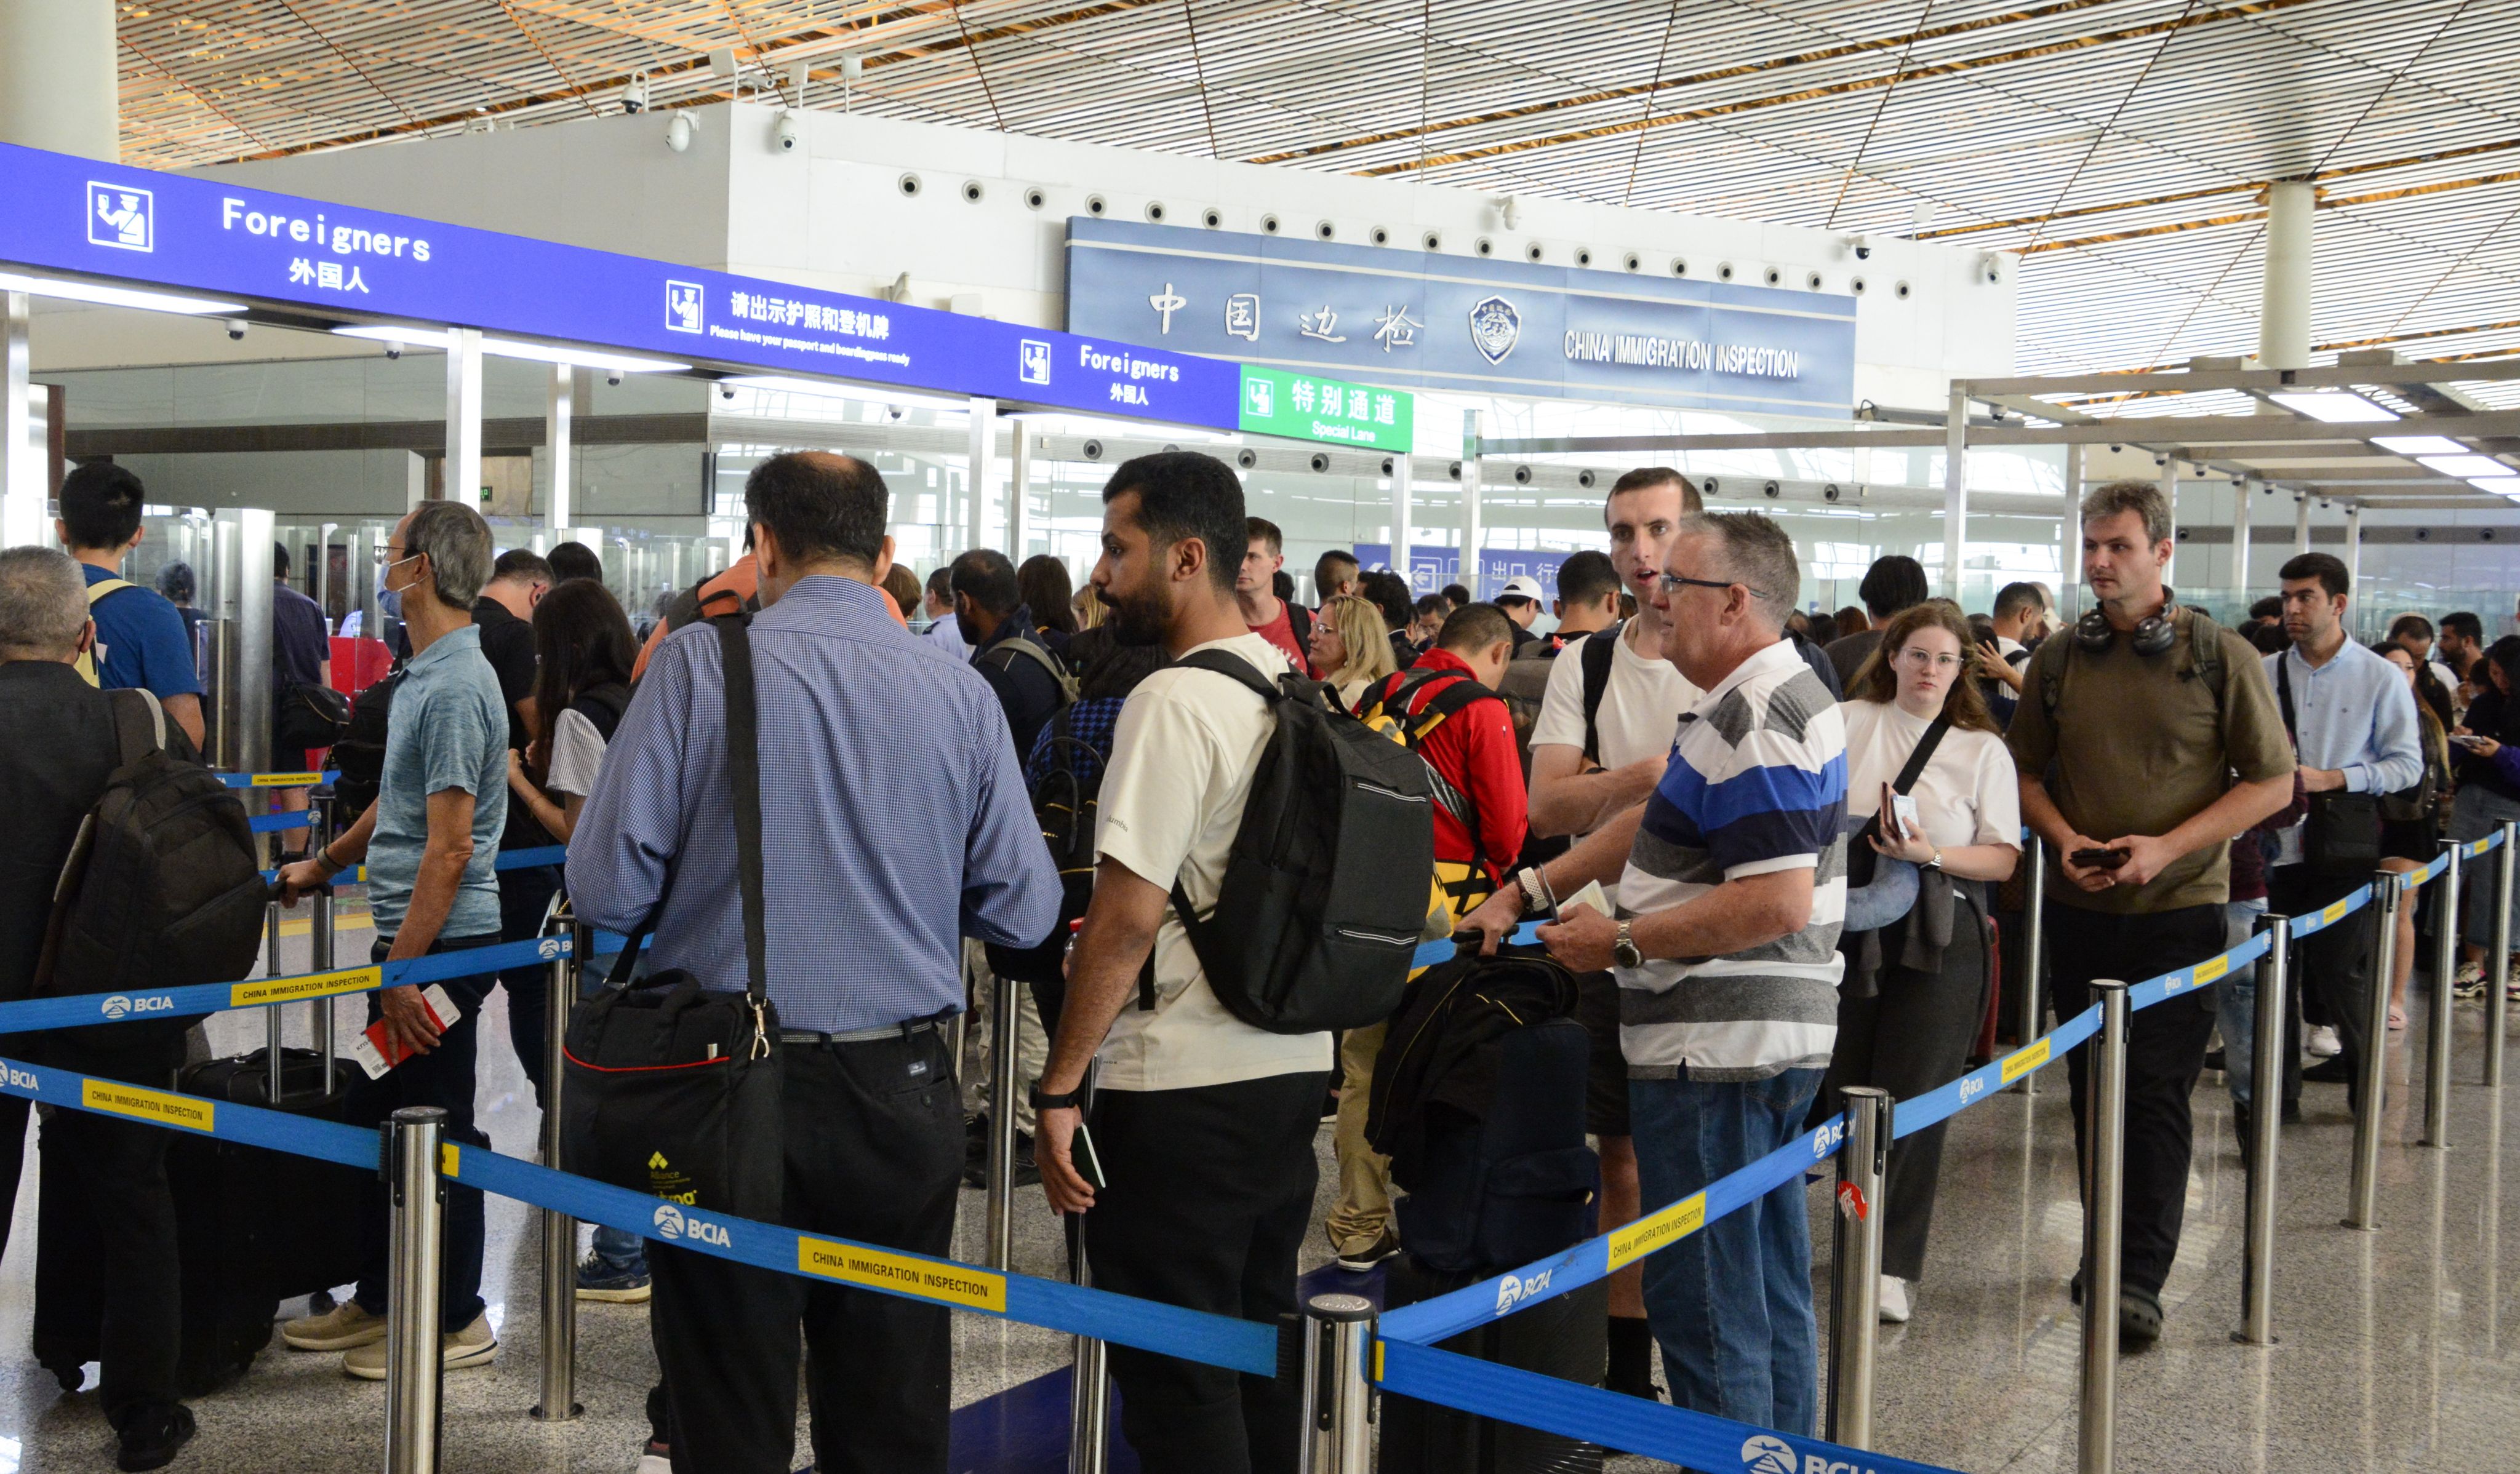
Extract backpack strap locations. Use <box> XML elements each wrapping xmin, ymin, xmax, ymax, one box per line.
<box><xmin>1287</xmin><ymin>602</ymin><xmax>1313</xmax><ymax>663</ymax></box>
<box><xmin>987</xmin><ymin>634</ymin><xmax>1081</xmax><ymax>706</ymax></box>
<box><xmin>106</xmin><ymin>687</ymin><xmax>166</xmax><ymax>768</ymax></box>
<box><xmin>1580</xmin><ymin>621</ymin><xmax>1623</xmax><ymax>764</ymax></box>
<box><xmin>1174</xmin><ymin>648</ymin><xmax>1282</xmax><ymax>701</ymax></box>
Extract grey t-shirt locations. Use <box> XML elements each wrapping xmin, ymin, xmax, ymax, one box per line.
<box><xmin>368</xmin><ymin>623</ymin><xmax>508</xmax><ymax>941</ymax></box>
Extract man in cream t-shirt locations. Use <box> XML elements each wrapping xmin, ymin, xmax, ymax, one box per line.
<box><xmin>1519</xmin><ymin>465</ymin><xmax>1703</xmax><ymax>1401</ymax></box>
<box><xmin>1034</xmin><ymin>451</ymin><xmax>1332</xmax><ymax>1473</ymax></box>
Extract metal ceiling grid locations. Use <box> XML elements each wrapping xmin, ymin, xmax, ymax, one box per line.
<box><xmin>96</xmin><ymin>0</ymin><xmax>2520</xmax><ymax>400</ymax></box>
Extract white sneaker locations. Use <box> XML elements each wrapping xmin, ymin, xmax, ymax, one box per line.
<box><xmin>2307</xmin><ymin>1024</ymin><xmax>2342</xmax><ymax>1059</ymax></box>
<box><xmin>1879</xmin><ymin>1274</ymin><xmax>1912</xmax><ymax>1325</ymax></box>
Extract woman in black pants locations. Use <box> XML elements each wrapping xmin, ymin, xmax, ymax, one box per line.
<box><xmin>1818</xmin><ymin>602</ymin><xmax>2022</xmax><ymax>1325</ymax></box>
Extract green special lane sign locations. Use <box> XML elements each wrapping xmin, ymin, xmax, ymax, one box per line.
<box><xmin>1237</xmin><ymin>365</ymin><xmax>1413</xmax><ymax>452</ymax></box>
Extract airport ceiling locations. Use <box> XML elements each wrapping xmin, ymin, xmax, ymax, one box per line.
<box><xmin>108</xmin><ymin>0</ymin><xmax>2520</xmax><ymax>405</ymax></box>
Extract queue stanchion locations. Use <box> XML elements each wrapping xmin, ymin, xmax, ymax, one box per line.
<box><xmin>985</xmin><ymin>967</ymin><xmax>1020</xmax><ymax>1272</ymax></box>
<box><xmin>386</xmin><ymin>1106</ymin><xmax>449</xmax><ymax>1474</ymax></box>
<box><xmin>2236</xmin><ymin>914</ymin><xmax>2289</xmax><ymax>1346</ymax></box>
<box><xmin>2489</xmin><ymin>821</ymin><xmax>2515</xmax><ymax>1091</ymax></box>
<box><xmin>2078</xmin><ymin>979</ymin><xmax>2129</xmax><ymax>1474</ymax></box>
<box><xmin>533</xmin><ymin>894</ymin><xmax>582</xmax><ymax>1423</ymax></box>
<box><xmin>2423</xmin><ymin>844</ymin><xmax>2461</xmax><ymax>1149</ymax></box>
<box><xmin>2346</xmin><ymin>872</ymin><xmax>2401</xmax><ymax>1230</ymax></box>
<box><xmin>264</xmin><ymin>896</ymin><xmax>286</xmax><ymax>1101</ymax></box>
<box><xmin>1826</xmin><ymin>1087</ymin><xmax>1892</xmax><ymax>1448</ymax></box>
<box><xmin>309</xmin><ymin>792</ymin><xmax>337</xmax><ymax>1082</ymax></box>
<box><xmin>1298</xmin><ymin>1293</ymin><xmax>1375</xmax><ymax>1474</ymax></box>
<box><xmin>1067</xmin><ymin>1067</ymin><xmax>1109</xmax><ymax>1474</ymax></box>
<box><xmin>2017</xmin><ymin>837</ymin><xmax>2047</xmax><ymax>1096</ymax></box>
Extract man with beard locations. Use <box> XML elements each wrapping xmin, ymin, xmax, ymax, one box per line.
<box><xmin>1034</xmin><ymin>451</ymin><xmax>1332</xmax><ymax>1474</ymax></box>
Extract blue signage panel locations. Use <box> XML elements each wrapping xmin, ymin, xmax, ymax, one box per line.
<box><xmin>0</xmin><ymin>142</ymin><xmax>1239</xmax><ymax>430</ymax></box>
<box><xmin>1066</xmin><ymin>218</ymin><xmax>1857</xmax><ymax>416</ymax></box>
<box><xmin>1355</xmin><ymin>544</ymin><xmax>1582</xmax><ymax>598</ymax></box>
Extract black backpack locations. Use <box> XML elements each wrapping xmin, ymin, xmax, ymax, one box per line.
<box><xmin>1164</xmin><ymin>650</ymin><xmax>1436</xmax><ymax>1034</ymax></box>
<box><xmin>327</xmin><ymin>665</ymin><xmax>402</xmax><ymax>821</ymax></box>
<box><xmin>985</xmin><ymin>699</ymin><xmax>1115</xmax><ymax>989</ymax></box>
<box><xmin>33</xmin><ymin>690</ymin><xmax>266</xmax><ymax>1051</ymax></box>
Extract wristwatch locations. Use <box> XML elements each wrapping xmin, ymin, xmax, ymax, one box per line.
<box><xmin>1612</xmin><ymin>920</ymin><xmax>1644</xmax><ymax>970</ymax></box>
<box><xmin>1924</xmin><ymin>846</ymin><xmax>1945</xmax><ymax>872</ymax></box>
<box><xmin>1028</xmin><ymin>1084</ymin><xmax>1083</xmax><ymax>1113</ymax></box>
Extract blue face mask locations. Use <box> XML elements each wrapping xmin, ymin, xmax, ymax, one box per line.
<box><xmin>376</xmin><ymin>570</ymin><xmax>402</xmax><ymax>619</ymax></box>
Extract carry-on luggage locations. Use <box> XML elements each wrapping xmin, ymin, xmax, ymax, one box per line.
<box><xmin>33</xmin><ymin>1047</ymin><xmax>370</xmax><ymax>1395</ymax></box>
<box><xmin>1379</xmin><ymin>1257</ymin><xmax>1608</xmax><ymax>1474</ymax></box>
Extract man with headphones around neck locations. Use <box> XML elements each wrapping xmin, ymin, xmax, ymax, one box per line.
<box><xmin>2006</xmin><ymin>479</ymin><xmax>2295</xmax><ymax>1346</ymax></box>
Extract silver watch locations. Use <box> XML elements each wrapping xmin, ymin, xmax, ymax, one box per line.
<box><xmin>1612</xmin><ymin>920</ymin><xmax>1644</xmax><ymax>970</ymax></box>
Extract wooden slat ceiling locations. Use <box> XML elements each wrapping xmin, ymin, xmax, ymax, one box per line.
<box><xmin>110</xmin><ymin>0</ymin><xmax>2520</xmax><ymax>417</ymax></box>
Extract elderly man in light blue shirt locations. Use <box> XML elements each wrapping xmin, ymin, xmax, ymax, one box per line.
<box><xmin>2238</xmin><ymin>552</ymin><xmax>2421</xmax><ymax>1125</ymax></box>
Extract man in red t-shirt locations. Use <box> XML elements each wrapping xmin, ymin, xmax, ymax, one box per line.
<box><xmin>1236</xmin><ymin>516</ymin><xmax>1314</xmax><ymax>677</ymax></box>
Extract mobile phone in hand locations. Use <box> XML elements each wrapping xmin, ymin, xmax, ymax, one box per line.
<box><xmin>2070</xmin><ymin>847</ymin><xmax>2130</xmax><ymax>870</ymax></box>
<box><xmin>1071</xmin><ymin>1119</ymin><xmax>1108</xmax><ymax>1192</ymax></box>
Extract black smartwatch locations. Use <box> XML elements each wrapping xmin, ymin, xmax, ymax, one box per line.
<box><xmin>1030</xmin><ymin>1083</ymin><xmax>1083</xmax><ymax>1113</ymax></box>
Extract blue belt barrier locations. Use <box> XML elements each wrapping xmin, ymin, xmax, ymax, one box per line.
<box><xmin>220</xmin><ymin>770</ymin><xmax>334</xmax><ymax>789</ymax></box>
<box><xmin>1375</xmin><ymin>1338</ymin><xmax>1962</xmax><ymax>1474</ymax></box>
<box><xmin>0</xmin><ymin>1051</ymin><xmax>1277</xmax><ymax>1377</ymax></box>
<box><xmin>249</xmin><ymin>811</ymin><xmax>314</xmax><ymax>834</ymax></box>
<box><xmin>260</xmin><ymin>844</ymin><xmax>570</xmax><ymax>888</ymax></box>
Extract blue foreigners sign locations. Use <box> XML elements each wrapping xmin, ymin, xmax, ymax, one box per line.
<box><xmin>1065</xmin><ymin>217</ymin><xmax>1858</xmax><ymax>416</ymax></box>
<box><xmin>0</xmin><ymin>141</ymin><xmax>1242</xmax><ymax>431</ymax></box>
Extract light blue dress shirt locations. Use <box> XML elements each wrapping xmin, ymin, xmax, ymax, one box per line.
<box><xmin>567</xmin><ymin>575</ymin><xmax>1060</xmax><ymax>1034</ymax></box>
<box><xmin>2265</xmin><ymin>639</ymin><xmax>2423</xmax><ymax>867</ymax></box>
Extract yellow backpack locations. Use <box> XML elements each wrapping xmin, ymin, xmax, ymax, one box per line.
<box><xmin>1353</xmin><ymin>668</ymin><xmax>1506</xmax><ymax>932</ymax></box>
<box><xmin>72</xmin><ymin>578</ymin><xmax>134</xmax><ymax>687</ymax></box>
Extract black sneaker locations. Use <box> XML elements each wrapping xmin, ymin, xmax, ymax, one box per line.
<box><xmin>1334</xmin><ymin>1232</ymin><xmax>1401</xmax><ymax>1273</ymax></box>
<box><xmin>114</xmin><ymin>1403</ymin><xmax>195</xmax><ymax>1472</ymax></box>
<box><xmin>962</xmin><ymin>1131</ymin><xmax>1039</xmax><ymax>1189</ymax></box>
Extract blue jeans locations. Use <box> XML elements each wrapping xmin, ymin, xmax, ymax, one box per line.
<box><xmin>1629</xmin><ymin>1068</ymin><xmax>1824</xmax><ymax>1438</ymax></box>
<box><xmin>2218</xmin><ymin>899</ymin><xmax>2269</xmax><ymax>1109</ymax></box>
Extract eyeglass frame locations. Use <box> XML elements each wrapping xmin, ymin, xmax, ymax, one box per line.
<box><xmin>1657</xmin><ymin>572</ymin><xmax>1769</xmax><ymax>602</ymax></box>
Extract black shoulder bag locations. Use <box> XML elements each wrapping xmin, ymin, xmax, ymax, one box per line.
<box><xmin>1843</xmin><ymin>713</ymin><xmax>1952</xmax><ymax>896</ymax></box>
<box><xmin>2276</xmin><ymin>654</ymin><xmax>2383</xmax><ymax>876</ymax></box>
<box><xmin>561</xmin><ymin>614</ymin><xmax>783</xmax><ymax>1221</ymax></box>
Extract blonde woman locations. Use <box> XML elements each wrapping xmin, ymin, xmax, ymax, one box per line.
<box><xmin>1308</xmin><ymin>593</ymin><xmax>1398</xmax><ymax>710</ymax></box>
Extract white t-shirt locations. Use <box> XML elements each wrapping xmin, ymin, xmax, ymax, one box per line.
<box><xmin>1529</xmin><ymin>621</ymin><xmax>1703</xmax><ymax>907</ymax></box>
<box><xmin>1092</xmin><ymin>633</ymin><xmax>1333</xmax><ymax>1092</ymax></box>
<box><xmin>545</xmin><ymin>707</ymin><xmax>609</xmax><ymax>798</ymax></box>
<box><xmin>1839</xmin><ymin>700</ymin><xmax>2021</xmax><ymax>852</ymax></box>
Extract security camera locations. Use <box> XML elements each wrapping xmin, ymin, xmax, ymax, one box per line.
<box><xmin>1238</xmin><ymin>449</ymin><xmax>1259</xmax><ymax>470</ymax></box>
<box><xmin>621</xmin><ymin>70</ymin><xmax>649</xmax><ymax>114</ymax></box>
<box><xmin>774</xmin><ymin>110</ymin><xmax>802</xmax><ymax>153</ymax></box>
<box><xmin>1081</xmin><ymin>438</ymin><xmax>1104</xmax><ymax>460</ymax></box>
<box><xmin>225</xmin><ymin>319</ymin><xmax>247</xmax><ymax>341</ymax></box>
<box><xmin>1852</xmin><ymin>235</ymin><xmax>1873</xmax><ymax>260</ymax></box>
<box><xmin>382</xmin><ymin>340</ymin><xmax>404</xmax><ymax>360</ymax></box>
<box><xmin>1762</xmin><ymin>480</ymin><xmax>1780</xmax><ymax>498</ymax></box>
<box><xmin>606</xmin><ymin>371</ymin><xmax>622</xmax><ymax>387</ymax></box>
<box><xmin>1823</xmin><ymin>482</ymin><xmax>1841</xmax><ymax>502</ymax></box>
<box><xmin>1310</xmin><ymin>453</ymin><xmax>1331</xmax><ymax>473</ymax></box>
<box><xmin>719</xmin><ymin>383</ymin><xmax>736</xmax><ymax>400</ymax></box>
<box><xmin>886</xmin><ymin>404</ymin><xmax>906</xmax><ymax>421</ymax></box>
<box><xmin>1497</xmin><ymin>195</ymin><xmax>1520</xmax><ymax>231</ymax></box>
<box><xmin>666</xmin><ymin>111</ymin><xmax>697</xmax><ymax>153</ymax></box>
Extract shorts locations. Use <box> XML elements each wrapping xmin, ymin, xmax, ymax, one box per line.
<box><xmin>1575</xmin><ymin>970</ymin><xmax>1631</xmax><ymax>1137</ymax></box>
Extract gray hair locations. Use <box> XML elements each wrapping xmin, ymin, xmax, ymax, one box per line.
<box><xmin>2080</xmin><ymin>479</ymin><xmax>2171</xmax><ymax>544</ymax></box>
<box><xmin>1677</xmin><ymin>512</ymin><xmax>1801</xmax><ymax>630</ymax></box>
<box><xmin>0</xmin><ymin>546</ymin><xmax>92</xmax><ymax>661</ymax></box>
<box><xmin>404</xmin><ymin>500</ymin><xmax>493</xmax><ymax>611</ymax></box>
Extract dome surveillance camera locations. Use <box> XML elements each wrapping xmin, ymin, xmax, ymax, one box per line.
<box><xmin>225</xmin><ymin>319</ymin><xmax>247</xmax><ymax>341</ymax></box>
<box><xmin>1762</xmin><ymin>480</ymin><xmax>1780</xmax><ymax>498</ymax></box>
<box><xmin>1236</xmin><ymin>449</ymin><xmax>1258</xmax><ymax>470</ymax></box>
<box><xmin>622</xmin><ymin>71</ymin><xmax>650</xmax><ymax>114</ymax></box>
<box><xmin>1081</xmin><ymin>438</ymin><xmax>1104</xmax><ymax>460</ymax></box>
<box><xmin>666</xmin><ymin>111</ymin><xmax>697</xmax><ymax>153</ymax></box>
<box><xmin>382</xmin><ymin>340</ymin><xmax>404</xmax><ymax>361</ymax></box>
<box><xmin>1576</xmin><ymin>468</ymin><xmax>1597</xmax><ymax>488</ymax></box>
<box><xmin>1309</xmin><ymin>452</ymin><xmax>1331</xmax><ymax>472</ymax></box>
<box><xmin>606</xmin><ymin>371</ymin><xmax>622</xmax><ymax>387</ymax></box>
<box><xmin>719</xmin><ymin>383</ymin><xmax>736</xmax><ymax>400</ymax></box>
<box><xmin>774</xmin><ymin>110</ymin><xmax>802</xmax><ymax>152</ymax></box>
<box><xmin>887</xmin><ymin>404</ymin><xmax>906</xmax><ymax>421</ymax></box>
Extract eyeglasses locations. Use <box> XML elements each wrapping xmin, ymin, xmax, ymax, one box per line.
<box><xmin>1657</xmin><ymin>573</ymin><xmax>1768</xmax><ymax>601</ymax></box>
<box><xmin>1894</xmin><ymin>647</ymin><xmax>1964</xmax><ymax>672</ymax></box>
<box><xmin>373</xmin><ymin>545</ymin><xmax>420</xmax><ymax>569</ymax></box>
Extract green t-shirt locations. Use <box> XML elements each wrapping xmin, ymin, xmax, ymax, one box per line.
<box><xmin>2005</xmin><ymin>608</ymin><xmax>2294</xmax><ymax>914</ymax></box>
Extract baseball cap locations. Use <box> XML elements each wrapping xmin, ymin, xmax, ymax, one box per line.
<box><xmin>1497</xmin><ymin>575</ymin><xmax>1545</xmax><ymax>603</ymax></box>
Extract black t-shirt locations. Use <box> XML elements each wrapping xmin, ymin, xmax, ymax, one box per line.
<box><xmin>470</xmin><ymin>597</ymin><xmax>549</xmax><ymax>851</ymax></box>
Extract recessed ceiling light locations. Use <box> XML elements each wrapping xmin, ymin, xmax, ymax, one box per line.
<box><xmin>2466</xmin><ymin>476</ymin><xmax>2520</xmax><ymax>497</ymax></box>
<box><xmin>2372</xmin><ymin>435</ymin><xmax>2469</xmax><ymax>455</ymax></box>
<box><xmin>0</xmin><ymin>269</ymin><xmax>247</xmax><ymax>316</ymax></box>
<box><xmin>2267</xmin><ymin>391</ymin><xmax>2397</xmax><ymax>423</ymax></box>
<box><xmin>2419</xmin><ymin>455</ymin><xmax>2512</xmax><ymax>479</ymax></box>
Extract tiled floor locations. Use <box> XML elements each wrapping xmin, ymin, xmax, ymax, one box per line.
<box><xmin>0</xmin><ymin>902</ymin><xmax>2514</xmax><ymax>1471</ymax></box>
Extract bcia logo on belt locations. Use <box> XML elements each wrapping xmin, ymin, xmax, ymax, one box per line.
<box><xmin>100</xmin><ymin>995</ymin><xmax>173</xmax><ymax>1019</ymax></box>
<box><xmin>651</xmin><ymin>1201</ymin><xmax>731</xmax><ymax>1248</ymax></box>
<box><xmin>1493</xmin><ymin>1267</ymin><xmax>1553</xmax><ymax>1315</ymax></box>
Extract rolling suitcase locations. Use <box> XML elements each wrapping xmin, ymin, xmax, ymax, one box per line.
<box><xmin>33</xmin><ymin>1046</ymin><xmax>371</xmax><ymax>1395</ymax></box>
<box><xmin>1380</xmin><ymin>1257</ymin><xmax>1608</xmax><ymax>1474</ymax></box>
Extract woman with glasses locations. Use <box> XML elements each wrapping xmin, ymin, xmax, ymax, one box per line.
<box><xmin>1308</xmin><ymin>592</ymin><xmax>1400</xmax><ymax>712</ymax></box>
<box><xmin>1820</xmin><ymin>600</ymin><xmax>2020</xmax><ymax>1325</ymax></box>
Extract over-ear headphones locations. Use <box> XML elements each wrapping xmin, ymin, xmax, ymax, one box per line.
<box><xmin>2074</xmin><ymin>588</ymin><xmax>2180</xmax><ymax>657</ymax></box>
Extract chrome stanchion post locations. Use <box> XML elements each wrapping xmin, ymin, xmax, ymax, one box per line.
<box><xmin>2489</xmin><ymin>823</ymin><xmax>2514</xmax><ymax>1090</ymax></box>
<box><xmin>533</xmin><ymin>894</ymin><xmax>580</xmax><ymax>1422</ymax></box>
<box><xmin>2078</xmin><ymin>979</ymin><xmax>2129</xmax><ymax>1474</ymax></box>
<box><xmin>309</xmin><ymin>792</ymin><xmax>337</xmax><ymax>1083</ymax></box>
<box><xmin>985</xmin><ymin>969</ymin><xmax>1020</xmax><ymax>1272</ymax></box>
<box><xmin>264</xmin><ymin>897</ymin><xmax>286</xmax><ymax>1101</ymax></box>
<box><xmin>386</xmin><ymin>1106</ymin><xmax>448</xmax><ymax>1474</ymax></box>
<box><xmin>1066</xmin><ymin>1068</ymin><xmax>1108</xmax><ymax>1474</ymax></box>
<box><xmin>1298</xmin><ymin>1293</ymin><xmax>1376</xmax><ymax>1474</ymax></box>
<box><xmin>2346</xmin><ymin>873</ymin><xmax>2400</xmax><ymax>1230</ymax></box>
<box><xmin>2018</xmin><ymin>837</ymin><xmax>2047</xmax><ymax>1096</ymax></box>
<box><xmin>2424</xmin><ymin>845</ymin><xmax>2461</xmax><ymax>1148</ymax></box>
<box><xmin>1827</xmin><ymin>1087</ymin><xmax>1892</xmax><ymax>1448</ymax></box>
<box><xmin>2237</xmin><ymin>914</ymin><xmax>2288</xmax><ymax>1346</ymax></box>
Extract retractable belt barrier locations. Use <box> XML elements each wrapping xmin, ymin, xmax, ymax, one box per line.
<box><xmin>221</xmin><ymin>771</ymin><xmax>334</xmax><ymax>789</ymax></box>
<box><xmin>0</xmin><ymin>1050</ymin><xmax>1280</xmax><ymax>1378</ymax></box>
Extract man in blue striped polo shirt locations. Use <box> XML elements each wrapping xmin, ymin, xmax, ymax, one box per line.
<box><xmin>1463</xmin><ymin>511</ymin><xmax>1846</xmax><ymax>1434</ymax></box>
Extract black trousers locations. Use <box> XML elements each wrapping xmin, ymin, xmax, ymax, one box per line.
<box><xmin>650</xmin><ymin>1026</ymin><xmax>964</xmax><ymax>1474</ymax></box>
<box><xmin>348</xmin><ymin>933</ymin><xmax>502</xmax><ymax>1331</ymax></box>
<box><xmin>2047</xmin><ymin>902</ymin><xmax>2223</xmax><ymax>1300</ymax></box>
<box><xmin>2267</xmin><ymin>864</ymin><xmax>2383</xmax><ymax>1115</ymax></box>
<box><xmin>42</xmin><ymin>1045</ymin><xmax>185</xmax><ymax>1422</ymax></box>
<box><xmin>0</xmin><ymin>1091</ymin><xmax>28</xmax><ymax>1269</ymax></box>
<box><xmin>1086</xmin><ymin>1070</ymin><xmax>1329</xmax><ymax>1474</ymax></box>
<box><xmin>1814</xmin><ymin>905</ymin><xmax>1990</xmax><ymax>1283</ymax></box>
<box><xmin>495</xmin><ymin>862</ymin><xmax>563</xmax><ymax>1109</ymax></box>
